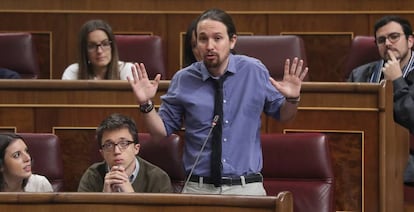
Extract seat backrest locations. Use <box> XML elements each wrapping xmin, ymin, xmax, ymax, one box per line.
<box><xmin>261</xmin><ymin>133</ymin><xmax>334</xmax><ymax>212</ymax></box>
<box><xmin>343</xmin><ymin>36</ymin><xmax>381</xmax><ymax>81</ymax></box>
<box><xmin>234</xmin><ymin>35</ymin><xmax>309</xmax><ymax>81</ymax></box>
<box><xmin>18</xmin><ymin>133</ymin><xmax>64</xmax><ymax>192</ymax></box>
<box><xmin>137</xmin><ymin>133</ymin><xmax>185</xmax><ymax>193</ymax></box>
<box><xmin>0</xmin><ymin>32</ymin><xmax>39</xmax><ymax>79</ymax></box>
<box><xmin>91</xmin><ymin>133</ymin><xmax>185</xmax><ymax>193</ymax></box>
<box><xmin>115</xmin><ymin>35</ymin><xmax>166</xmax><ymax>79</ymax></box>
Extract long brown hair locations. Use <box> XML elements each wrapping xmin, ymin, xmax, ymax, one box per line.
<box><xmin>77</xmin><ymin>19</ymin><xmax>121</xmax><ymax>79</ymax></box>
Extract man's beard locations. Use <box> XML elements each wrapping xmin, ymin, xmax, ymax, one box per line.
<box><xmin>204</xmin><ymin>59</ymin><xmax>220</xmax><ymax>69</ymax></box>
<box><xmin>384</xmin><ymin>48</ymin><xmax>406</xmax><ymax>61</ymax></box>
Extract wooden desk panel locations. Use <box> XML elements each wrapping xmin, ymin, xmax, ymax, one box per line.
<box><xmin>0</xmin><ymin>80</ymin><xmax>408</xmax><ymax>212</ymax></box>
<box><xmin>0</xmin><ymin>192</ymin><xmax>293</xmax><ymax>212</ymax></box>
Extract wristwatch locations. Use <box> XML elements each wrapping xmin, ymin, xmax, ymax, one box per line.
<box><xmin>285</xmin><ymin>96</ymin><xmax>300</xmax><ymax>104</ymax></box>
<box><xmin>139</xmin><ymin>100</ymin><xmax>154</xmax><ymax>113</ymax></box>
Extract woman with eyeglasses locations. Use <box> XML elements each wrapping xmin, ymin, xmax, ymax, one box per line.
<box><xmin>62</xmin><ymin>19</ymin><xmax>133</xmax><ymax>80</ymax></box>
<box><xmin>0</xmin><ymin>133</ymin><xmax>53</xmax><ymax>192</ymax></box>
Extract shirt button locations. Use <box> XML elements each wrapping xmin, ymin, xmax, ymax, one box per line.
<box><xmin>223</xmin><ymin>159</ymin><xmax>226</xmax><ymax>163</ymax></box>
<box><xmin>223</xmin><ymin>138</ymin><xmax>227</xmax><ymax>142</ymax></box>
<box><xmin>225</xmin><ymin>120</ymin><xmax>229</xmax><ymax>124</ymax></box>
<box><xmin>223</xmin><ymin>100</ymin><xmax>227</xmax><ymax>104</ymax></box>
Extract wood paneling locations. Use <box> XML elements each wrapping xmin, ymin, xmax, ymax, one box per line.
<box><xmin>0</xmin><ymin>8</ymin><xmax>414</xmax><ymax>80</ymax></box>
<box><xmin>55</xmin><ymin>128</ymin><xmax>97</xmax><ymax>192</ymax></box>
<box><xmin>1</xmin><ymin>0</ymin><xmax>414</xmax><ymax>11</ymax></box>
<box><xmin>0</xmin><ymin>12</ymin><xmax>66</xmax><ymax>79</ymax></box>
<box><xmin>0</xmin><ymin>192</ymin><xmax>293</xmax><ymax>212</ymax></box>
<box><xmin>0</xmin><ymin>80</ymin><xmax>408</xmax><ymax>212</ymax></box>
<box><xmin>0</xmin><ymin>1</ymin><xmax>413</xmax><ymax>209</ymax></box>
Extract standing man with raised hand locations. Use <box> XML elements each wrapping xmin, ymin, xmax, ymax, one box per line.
<box><xmin>128</xmin><ymin>8</ymin><xmax>308</xmax><ymax>195</ymax></box>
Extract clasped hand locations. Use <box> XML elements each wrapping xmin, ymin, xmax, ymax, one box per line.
<box><xmin>103</xmin><ymin>165</ymin><xmax>133</xmax><ymax>192</ymax></box>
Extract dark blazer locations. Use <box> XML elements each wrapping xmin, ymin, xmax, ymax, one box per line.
<box><xmin>0</xmin><ymin>68</ymin><xmax>21</xmax><ymax>79</ymax></box>
<box><xmin>347</xmin><ymin>61</ymin><xmax>381</xmax><ymax>82</ymax></box>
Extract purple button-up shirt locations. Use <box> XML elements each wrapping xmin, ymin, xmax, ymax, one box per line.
<box><xmin>159</xmin><ymin>54</ymin><xmax>285</xmax><ymax>177</ymax></box>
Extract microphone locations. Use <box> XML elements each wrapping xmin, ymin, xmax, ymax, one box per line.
<box><xmin>181</xmin><ymin>115</ymin><xmax>219</xmax><ymax>193</ymax></box>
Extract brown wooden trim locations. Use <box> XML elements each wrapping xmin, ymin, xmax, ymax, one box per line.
<box><xmin>1</xmin><ymin>10</ymin><xmax>414</xmax><ymax>15</ymax></box>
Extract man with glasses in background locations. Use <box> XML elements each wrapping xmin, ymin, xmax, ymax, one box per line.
<box><xmin>348</xmin><ymin>15</ymin><xmax>414</xmax><ymax>185</ymax></box>
<box><xmin>78</xmin><ymin>113</ymin><xmax>173</xmax><ymax>193</ymax></box>
<box><xmin>348</xmin><ymin>15</ymin><xmax>413</xmax><ymax>83</ymax></box>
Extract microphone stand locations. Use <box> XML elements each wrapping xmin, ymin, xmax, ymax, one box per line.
<box><xmin>181</xmin><ymin>115</ymin><xmax>219</xmax><ymax>193</ymax></box>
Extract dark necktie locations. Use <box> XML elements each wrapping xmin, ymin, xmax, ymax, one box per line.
<box><xmin>211</xmin><ymin>75</ymin><xmax>227</xmax><ymax>187</ymax></box>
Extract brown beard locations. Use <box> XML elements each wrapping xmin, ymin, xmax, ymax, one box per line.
<box><xmin>204</xmin><ymin>59</ymin><xmax>220</xmax><ymax>69</ymax></box>
<box><xmin>384</xmin><ymin>48</ymin><xmax>404</xmax><ymax>61</ymax></box>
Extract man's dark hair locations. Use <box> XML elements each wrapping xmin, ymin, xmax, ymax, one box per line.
<box><xmin>374</xmin><ymin>15</ymin><xmax>413</xmax><ymax>39</ymax></box>
<box><xmin>195</xmin><ymin>8</ymin><xmax>237</xmax><ymax>41</ymax></box>
<box><xmin>194</xmin><ymin>8</ymin><xmax>237</xmax><ymax>54</ymax></box>
<box><xmin>96</xmin><ymin>113</ymin><xmax>139</xmax><ymax>148</ymax></box>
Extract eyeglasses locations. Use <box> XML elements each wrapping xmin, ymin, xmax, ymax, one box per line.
<box><xmin>87</xmin><ymin>40</ymin><xmax>112</xmax><ymax>52</ymax></box>
<box><xmin>376</xmin><ymin>32</ymin><xmax>403</xmax><ymax>45</ymax></box>
<box><xmin>101</xmin><ymin>140</ymin><xmax>134</xmax><ymax>152</ymax></box>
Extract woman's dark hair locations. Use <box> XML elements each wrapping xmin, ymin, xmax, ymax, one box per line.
<box><xmin>78</xmin><ymin>19</ymin><xmax>121</xmax><ymax>79</ymax></box>
<box><xmin>184</xmin><ymin>19</ymin><xmax>198</xmax><ymax>67</ymax></box>
<box><xmin>96</xmin><ymin>113</ymin><xmax>139</xmax><ymax>148</ymax></box>
<box><xmin>0</xmin><ymin>133</ymin><xmax>29</xmax><ymax>191</ymax></box>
